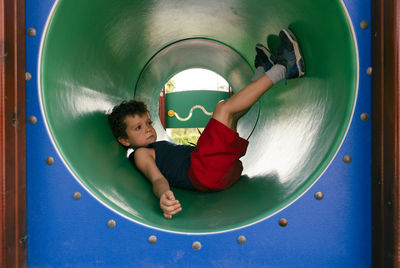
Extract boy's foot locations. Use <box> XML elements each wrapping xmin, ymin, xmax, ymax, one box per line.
<box><xmin>254</xmin><ymin>43</ymin><xmax>275</xmax><ymax>71</ymax></box>
<box><xmin>276</xmin><ymin>29</ymin><xmax>305</xmax><ymax>79</ymax></box>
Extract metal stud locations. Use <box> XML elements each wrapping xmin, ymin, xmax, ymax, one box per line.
<box><xmin>25</xmin><ymin>72</ymin><xmax>32</xmax><ymax>81</ymax></box>
<box><xmin>107</xmin><ymin>219</ymin><xmax>116</xmax><ymax>228</ymax></box>
<box><xmin>73</xmin><ymin>192</ymin><xmax>82</xmax><ymax>200</ymax></box>
<box><xmin>148</xmin><ymin>235</ymin><xmax>157</xmax><ymax>244</ymax></box>
<box><xmin>360</xmin><ymin>20</ymin><xmax>369</xmax><ymax>29</ymax></box>
<box><xmin>343</xmin><ymin>155</ymin><xmax>352</xmax><ymax>164</ymax></box>
<box><xmin>28</xmin><ymin>115</ymin><xmax>37</xmax><ymax>124</ymax></box>
<box><xmin>46</xmin><ymin>157</ymin><xmax>54</xmax><ymax>165</ymax></box>
<box><xmin>19</xmin><ymin>235</ymin><xmax>27</xmax><ymax>244</ymax></box>
<box><xmin>237</xmin><ymin>235</ymin><xmax>247</xmax><ymax>244</ymax></box>
<box><xmin>27</xmin><ymin>27</ymin><xmax>37</xmax><ymax>37</ymax></box>
<box><xmin>279</xmin><ymin>218</ymin><xmax>288</xmax><ymax>227</ymax></box>
<box><xmin>360</xmin><ymin>113</ymin><xmax>370</xmax><ymax>122</ymax></box>
<box><xmin>314</xmin><ymin>191</ymin><xmax>324</xmax><ymax>200</ymax></box>
<box><xmin>192</xmin><ymin>241</ymin><xmax>202</xmax><ymax>250</ymax></box>
<box><xmin>366</xmin><ymin>67</ymin><xmax>372</xmax><ymax>75</ymax></box>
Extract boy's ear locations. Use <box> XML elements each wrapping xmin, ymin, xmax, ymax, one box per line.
<box><xmin>117</xmin><ymin>137</ymin><xmax>131</xmax><ymax>147</ymax></box>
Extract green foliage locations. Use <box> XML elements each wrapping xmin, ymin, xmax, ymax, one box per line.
<box><xmin>165</xmin><ymin>79</ymin><xmax>176</xmax><ymax>93</ymax></box>
<box><xmin>218</xmin><ymin>84</ymin><xmax>229</xmax><ymax>91</ymax></box>
<box><xmin>169</xmin><ymin>128</ymin><xmax>204</xmax><ymax>145</ymax></box>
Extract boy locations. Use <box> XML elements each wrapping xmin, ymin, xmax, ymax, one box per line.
<box><xmin>108</xmin><ymin>29</ymin><xmax>305</xmax><ymax>219</ymax></box>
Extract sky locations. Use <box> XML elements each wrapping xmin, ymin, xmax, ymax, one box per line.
<box><xmin>169</xmin><ymin>68</ymin><xmax>229</xmax><ymax>92</ymax></box>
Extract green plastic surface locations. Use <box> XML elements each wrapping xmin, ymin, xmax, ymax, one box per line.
<box><xmin>40</xmin><ymin>0</ymin><xmax>357</xmax><ymax>233</ymax></box>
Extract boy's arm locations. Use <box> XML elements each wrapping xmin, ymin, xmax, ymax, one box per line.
<box><xmin>134</xmin><ymin>148</ymin><xmax>182</xmax><ymax>219</ymax></box>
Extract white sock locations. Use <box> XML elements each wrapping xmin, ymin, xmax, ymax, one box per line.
<box><xmin>265</xmin><ymin>64</ymin><xmax>286</xmax><ymax>84</ymax></box>
<box><xmin>251</xmin><ymin>66</ymin><xmax>266</xmax><ymax>81</ymax></box>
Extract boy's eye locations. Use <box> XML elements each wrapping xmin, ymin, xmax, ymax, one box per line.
<box><xmin>148</xmin><ymin>121</ymin><xmax>153</xmax><ymax>125</ymax></box>
<box><xmin>135</xmin><ymin>125</ymin><xmax>141</xmax><ymax>131</ymax></box>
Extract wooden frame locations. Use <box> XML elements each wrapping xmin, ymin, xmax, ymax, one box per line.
<box><xmin>0</xmin><ymin>0</ymin><xmax>26</xmax><ymax>267</ymax></box>
<box><xmin>372</xmin><ymin>0</ymin><xmax>400</xmax><ymax>267</ymax></box>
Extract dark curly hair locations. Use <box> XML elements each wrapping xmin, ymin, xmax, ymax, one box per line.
<box><xmin>108</xmin><ymin>100</ymin><xmax>149</xmax><ymax>139</ymax></box>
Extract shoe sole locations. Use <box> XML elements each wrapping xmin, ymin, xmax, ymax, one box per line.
<box><xmin>281</xmin><ymin>29</ymin><xmax>305</xmax><ymax>78</ymax></box>
<box><xmin>256</xmin><ymin>43</ymin><xmax>274</xmax><ymax>65</ymax></box>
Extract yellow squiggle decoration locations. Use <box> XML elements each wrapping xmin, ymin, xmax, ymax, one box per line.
<box><xmin>168</xmin><ymin>105</ymin><xmax>213</xmax><ymax>121</ymax></box>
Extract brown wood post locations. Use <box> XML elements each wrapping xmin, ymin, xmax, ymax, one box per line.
<box><xmin>159</xmin><ymin>86</ymin><xmax>166</xmax><ymax>129</ymax></box>
<box><xmin>372</xmin><ymin>0</ymin><xmax>400</xmax><ymax>267</ymax></box>
<box><xmin>0</xmin><ymin>0</ymin><xmax>27</xmax><ymax>267</ymax></box>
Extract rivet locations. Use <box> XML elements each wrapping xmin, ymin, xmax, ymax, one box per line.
<box><xmin>11</xmin><ymin>113</ymin><xmax>17</xmax><ymax>125</ymax></box>
<box><xmin>343</xmin><ymin>155</ymin><xmax>352</xmax><ymax>163</ymax></box>
<box><xmin>237</xmin><ymin>235</ymin><xmax>247</xmax><ymax>244</ymax></box>
<box><xmin>107</xmin><ymin>219</ymin><xmax>116</xmax><ymax>228</ymax></box>
<box><xmin>192</xmin><ymin>241</ymin><xmax>202</xmax><ymax>250</ymax></box>
<box><xmin>27</xmin><ymin>27</ymin><xmax>36</xmax><ymax>36</ymax></box>
<box><xmin>360</xmin><ymin>113</ymin><xmax>370</xmax><ymax>122</ymax></box>
<box><xmin>19</xmin><ymin>235</ymin><xmax>27</xmax><ymax>244</ymax></box>
<box><xmin>28</xmin><ymin>115</ymin><xmax>37</xmax><ymax>124</ymax></box>
<box><xmin>73</xmin><ymin>192</ymin><xmax>82</xmax><ymax>200</ymax></box>
<box><xmin>314</xmin><ymin>191</ymin><xmax>324</xmax><ymax>200</ymax></box>
<box><xmin>279</xmin><ymin>218</ymin><xmax>288</xmax><ymax>227</ymax></box>
<box><xmin>25</xmin><ymin>72</ymin><xmax>32</xmax><ymax>81</ymax></box>
<box><xmin>46</xmin><ymin>157</ymin><xmax>54</xmax><ymax>165</ymax></box>
<box><xmin>366</xmin><ymin>67</ymin><xmax>372</xmax><ymax>75</ymax></box>
<box><xmin>360</xmin><ymin>20</ymin><xmax>369</xmax><ymax>29</ymax></box>
<box><xmin>148</xmin><ymin>235</ymin><xmax>157</xmax><ymax>244</ymax></box>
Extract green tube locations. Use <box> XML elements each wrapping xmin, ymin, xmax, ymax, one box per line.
<box><xmin>40</xmin><ymin>0</ymin><xmax>357</xmax><ymax>233</ymax></box>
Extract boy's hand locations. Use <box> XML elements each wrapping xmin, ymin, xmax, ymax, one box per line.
<box><xmin>160</xmin><ymin>190</ymin><xmax>182</xmax><ymax>219</ymax></box>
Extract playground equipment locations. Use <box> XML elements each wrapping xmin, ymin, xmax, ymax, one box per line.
<box><xmin>4</xmin><ymin>0</ymin><xmax>400</xmax><ymax>267</ymax></box>
<box><xmin>30</xmin><ymin>0</ymin><xmax>369</xmax><ymax>266</ymax></box>
<box><xmin>38</xmin><ymin>0</ymin><xmax>360</xmax><ymax>234</ymax></box>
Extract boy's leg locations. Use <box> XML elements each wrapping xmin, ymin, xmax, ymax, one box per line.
<box><xmin>212</xmin><ymin>75</ymin><xmax>273</xmax><ymax>130</ymax></box>
<box><xmin>213</xmin><ymin>28</ymin><xmax>305</xmax><ymax>130</ymax></box>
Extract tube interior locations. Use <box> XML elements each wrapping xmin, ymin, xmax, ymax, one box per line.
<box><xmin>40</xmin><ymin>0</ymin><xmax>357</xmax><ymax>233</ymax></box>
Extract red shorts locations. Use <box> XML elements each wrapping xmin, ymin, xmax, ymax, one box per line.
<box><xmin>188</xmin><ymin>118</ymin><xmax>249</xmax><ymax>192</ymax></box>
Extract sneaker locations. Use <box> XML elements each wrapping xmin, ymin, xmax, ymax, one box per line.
<box><xmin>255</xmin><ymin>43</ymin><xmax>275</xmax><ymax>72</ymax></box>
<box><xmin>276</xmin><ymin>29</ymin><xmax>305</xmax><ymax>79</ymax></box>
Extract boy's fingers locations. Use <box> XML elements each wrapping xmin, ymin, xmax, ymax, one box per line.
<box><xmin>160</xmin><ymin>191</ymin><xmax>181</xmax><ymax>219</ymax></box>
<box><xmin>162</xmin><ymin>199</ymin><xmax>179</xmax><ymax>207</ymax></box>
<box><xmin>163</xmin><ymin>207</ymin><xmax>182</xmax><ymax>219</ymax></box>
<box><xmin>161</xmin><ymin>202</ymin><xmax>181</xmax><ymax>212</ymax></box>
<box><xmin>169</xmin><ymin>207</ymin><xmax>182</xmax><ymax>215</ymax></box>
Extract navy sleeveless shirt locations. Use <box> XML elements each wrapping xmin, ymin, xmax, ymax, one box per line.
<box><xmin>128</xmin><ymin>141</ymin><xmax>195</xmax><ymax>190</ymax></box>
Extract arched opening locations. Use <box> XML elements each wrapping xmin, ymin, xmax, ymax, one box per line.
<box><xmin>159</xmin><ymin>68</ymin><xmax>230</xmax><ymax>145</ymax></box>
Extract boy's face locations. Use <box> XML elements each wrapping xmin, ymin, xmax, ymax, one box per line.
<box><xmin>117</xmin><ymin>113</ymin><xmax>157</xmax><ymax>148</ymax></box>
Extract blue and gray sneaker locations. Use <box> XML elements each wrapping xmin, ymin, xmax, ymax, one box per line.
<box><xmin>255</xmin><ymin>43</ymin><xmax>276</xmax><ymax>72</ymax></box>
<box><xmin>276</xmin><ymin>29</ymin><xmax>305</xmax><ymax>79</ymax></box>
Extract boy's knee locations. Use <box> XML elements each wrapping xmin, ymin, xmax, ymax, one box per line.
<box><xmin>213</xmin><ymin>100</ymin><xmax>235</xmax><ymax>124</ymax></box>
<box><xmin>214</xmin><ymin>100</ymin><xmax>229</xmax><ymax>116</ymax></box>
<box><xmin>212</xmin><ymin>100</ymin><xmax>238</xmax><ymax>130</ymax></box>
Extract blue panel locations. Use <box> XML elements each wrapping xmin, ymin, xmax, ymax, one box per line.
<box><xmin>26</xmin><ymin>0</ymin><xmax>371</xmax><ymax>267</ymax></box>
